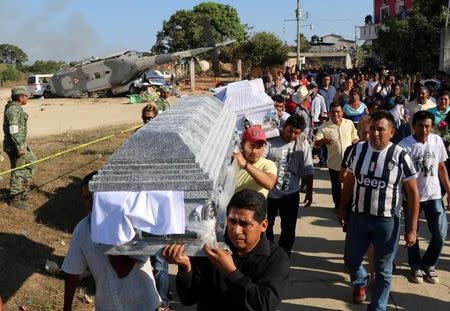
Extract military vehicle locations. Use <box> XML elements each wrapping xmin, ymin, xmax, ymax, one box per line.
<box><xmin>50</xmin><ymin>40</ymin><xmax>234</xmax><ymax>98</ymax></box>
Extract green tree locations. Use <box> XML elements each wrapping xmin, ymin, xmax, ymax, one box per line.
<box><xmin>239</xmin><ymin>32</ymin><xmax>289</xmax><ymax>69</ymax></box>
<box><xmin>291</xmin><ymin>33</ymin><xmax>310</xmax><ymax>53</ymax></box>
<box><xmin>373</xmin><ymin>0</ymin><xmax>448</xmax><ymax>73</ymax></box>
<box><xmin>27</xmin><ymin>60</ymin><xmax>64</xmax><ymax>74</ymax></box>
<box><xmin>0</xmin><ymin>64</ymin><xmax>21</xmax><ymax>83</ymax></box>
<box><xmin>193</xmin><ymin>2</ymin><xmax>246</xmax><ymax>42</ymax></box>
<box><xmin>152</xmin><ymin>2</ymin><xmax>246</xmax><ymax>53</ymax></box>
<box><xmin>0</xmin><ymin>44</ymin><xmax>28</xmax><ymax>67</ymax></box>
<box><xmin>356</xmin><ymin>42</ymin><xmax>376</xmax><ymax>66</ymax></box>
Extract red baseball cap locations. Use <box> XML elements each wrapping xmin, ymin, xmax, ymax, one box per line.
<box><xmin>242</xmin><ymin>126</ymin><xmax>267</xmax><ymax>143</ymax></box>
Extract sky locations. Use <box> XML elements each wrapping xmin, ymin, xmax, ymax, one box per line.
<box><xmin>0</xmin><ymin>0</ymin><xmax>372</xmax><ymax>63</ymax></box>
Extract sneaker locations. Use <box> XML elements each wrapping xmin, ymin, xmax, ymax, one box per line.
<box><xmin>9</xmin><ymin>196</ymin><xmax>27</xmax><ymax>210</ymax></box>
<box><xmin>352</xmin><ymin>284</ymin><xmax>366</xmax><ymax>304</ymax></box>
<box><xmin>424</xmin><ymin>268</ymin><xmax>439</xmax><ymax>284</ymax></box>
<box><xmin>20</xmin><ymin>192</ymin><xmax>29</xmax><ymax>201</ymax></box>
<box><xmin>411</xmin><ymin>268</ymin><xmax>424</xmax><ymax>284</ymax></box>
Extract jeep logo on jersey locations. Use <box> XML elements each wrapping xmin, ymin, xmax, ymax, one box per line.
<box><xmin>356</xmin><ymin>175</ymin><xmax>387</xmax><ymax>190</ymax></box>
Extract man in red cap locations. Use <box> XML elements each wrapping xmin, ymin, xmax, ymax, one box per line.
<box><xmin>234</xmin><ymin>126</ymin><xmax>277</xmax><ymax>198</ymax></box>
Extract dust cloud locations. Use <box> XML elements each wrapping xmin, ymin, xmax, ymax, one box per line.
<box><xmin>0</xmin><ymin>0</ymin><xmax>123</xmax><ymax>63</ymax></box>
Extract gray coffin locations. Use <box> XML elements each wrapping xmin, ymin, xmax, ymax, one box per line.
<box><xmin>89</xmin><ymin>96</ymin><xmax>238</xmax><ymax>256</ymax></box>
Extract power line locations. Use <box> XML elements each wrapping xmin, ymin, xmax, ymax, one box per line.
<box><xmin>309</xmin><ymin>19</ymin><xmax>360</xmax><ymax>22</ymax></box>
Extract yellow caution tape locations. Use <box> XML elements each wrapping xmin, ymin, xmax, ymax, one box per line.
<box><xmin>0</xmin><ymin>124</ymin><xmax>142</xmax><ymax>176</ymax></box>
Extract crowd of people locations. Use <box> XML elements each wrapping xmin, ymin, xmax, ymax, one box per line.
<box><xmin>258</xmin><ymin>65</ymin><xmax>450</xmax><ymax>310</ymax></box>
<box><xmin>3</xmin><ymin>65</ymin><xmax>450</xmax><ymax>311</ymax></box>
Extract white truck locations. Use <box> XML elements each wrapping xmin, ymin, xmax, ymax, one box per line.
<box><xmin>26</xmin><ymin>74</ymin><xmax>54</xmax><ymax>98</ymax></box>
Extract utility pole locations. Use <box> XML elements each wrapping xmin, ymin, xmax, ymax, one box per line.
<box><xmin>296</xmin><ymin>0</ymin><xmax>301</xmax><ymax>70</ymax></box>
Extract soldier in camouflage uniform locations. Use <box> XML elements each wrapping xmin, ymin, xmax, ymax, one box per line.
<box><xmin>155</xmin><ymin>86</ymin><xmax>171</xmax><ymax>111</ymax></box>
<box><xmin>3</xmin><ymin>86</ymin><xmax>36</xmax><ymax>209</ymax></box>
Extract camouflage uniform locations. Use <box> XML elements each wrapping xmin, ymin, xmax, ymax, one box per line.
<box><xmin>3</xmin><ymin>98</ymin><xmax>36</xmax><ymax>196</ymax></box>
<box><xmin>156</xmin><ymin>96</ymin><xmax>170</xmax><ymax>111</ymax></box>
<box><xmin>156</xmin><ymin>86</ymin><xmax>171</xmax><ymax>111</ymax></box>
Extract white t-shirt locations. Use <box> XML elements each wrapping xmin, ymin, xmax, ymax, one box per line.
<box><xmin>398</xmin><ymin>133</ymin><xmax>448</xmax><ymax>202</ymax></box>
<box><xmin>62</xmin><ymin>216</ymin><xmax>161</xmax><ymax>311</ymax></box>
<box><xmin>367</xmin><ymin>79</ymin><xmax>378</xmax><ymax>96</ymax></box>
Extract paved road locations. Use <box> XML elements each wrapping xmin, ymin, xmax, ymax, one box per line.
<box><xmin>169</xmin><ymin>166</ymin><xmax>450</xmax><ymax>310</ymax></box>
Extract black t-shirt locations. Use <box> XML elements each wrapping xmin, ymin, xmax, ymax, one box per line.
<box><xmin>176</xmin><ymin>234</ymin><xmax>289</xmax><ymax>311</ymax></box>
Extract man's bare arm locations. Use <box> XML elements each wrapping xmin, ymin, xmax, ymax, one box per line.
<box><xmin>233</xmin><ymin>152</ymin><xmax>276</xmax><ymax>190</ymax></box>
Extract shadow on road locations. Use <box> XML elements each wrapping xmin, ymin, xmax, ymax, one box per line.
<box><xmin>0</xmin><ymin>232</ymin><xmax>63</xmax><ymax>302</ymax></box>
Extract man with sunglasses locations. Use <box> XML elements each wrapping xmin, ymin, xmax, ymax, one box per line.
<box><xmin>162</xmin><ymin>190</ymin><xmax>289</xmax><ymax>311</ymax></box>
<box><xmin>3</xmin><ymin>86</ymin><xmax>36</xmax><ymax>209</ymax></box>
<box><xmin>139</xmin><ymin>102</ymin><xmax>174</xmax><ymax>309</ymax></box>
<box><xmin>142</xmin><ymin>103</ymin><xmax>159</xmax><ymax>124</ymax></box>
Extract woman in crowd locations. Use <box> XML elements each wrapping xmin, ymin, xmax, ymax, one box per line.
<box><xmin>429</xmin><ymin>91</ymin><xmax>450</xmax><ymax>127</ymax></box>
<box><xmin>388</xmin><ymin>82</ymin><xmax>401</xmax><ymax>104</ymax></box>
<box><xmin>342</xmin><ymin>88</ymin><xmax>368</xmax><ymax>125</ymax></box>
<box><xmin>334</xmin><ymin>77</ymin><xmax>354</xmax><ymax>107</ymax></box>
<box><xmin>366</xmin><ymin>93</ymin><xmax>383</xmax><ymax>115</ymax></box>
<box><xmin>298</xmin><ymin>71</ymin><xmax>308</xmax><ymax>87</ymax></box>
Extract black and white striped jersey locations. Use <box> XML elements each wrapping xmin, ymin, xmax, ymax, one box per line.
<box><xmin>347</xmin><ymin>141</ymin><xmax>417</xmax><ymax>217</ymax></box>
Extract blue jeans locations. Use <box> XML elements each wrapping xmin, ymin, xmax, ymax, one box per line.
<box><xmin>403</xmin><ymin>199</ymin><xmax>448</xmax><ymax>270</ymax></box>
<box><xmin>344</xmin><ymin>212</ymin><xmax>400</xmax><ymax>311</ymax></box>
<box><xmin>316</xmin><ymin>144</ymin><xmax>327</xmax><ymax>165</ymax></box>
<box><xmin>151</xmin><ymin>252</ymin><xmax>170</xmax><ymax>306</ymax></box>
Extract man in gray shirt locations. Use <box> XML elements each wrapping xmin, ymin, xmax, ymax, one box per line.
<box><xmin>266</xmin><ymin>114</ymin><xmax>314</xmax><ymax>256</ymax></box>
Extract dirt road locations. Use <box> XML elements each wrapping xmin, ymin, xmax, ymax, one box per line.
<box><xmin>0</xmin><ymin>87</ymin><xmax>210</xmax><ymax>139</ymax></box>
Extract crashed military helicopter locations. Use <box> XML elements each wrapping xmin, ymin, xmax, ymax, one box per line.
<box><xmin>50</xmin><ymin>39</ymin><xmax>234</xmax><ymax>98</ymax></box>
